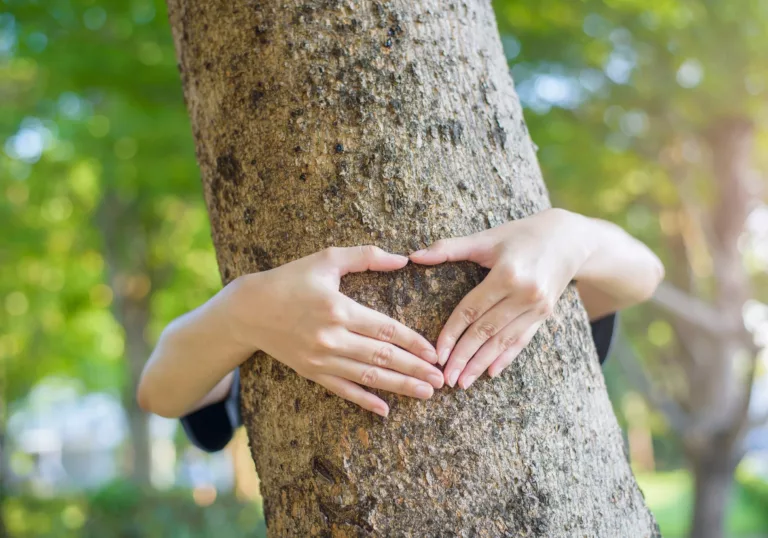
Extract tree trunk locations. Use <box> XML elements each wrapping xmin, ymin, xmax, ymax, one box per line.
<box><xmin>121</xmin><ymin>295</ymin><xmax>153</xmax><ymax>488</ymax></box>
<box><xmin>682</xmin><ymin>117</ymin><xmax>757</xmax><ymax>538</ymax></box>
<box><xmin>166</xmin><ymin>1</ymin><xmax>658</xmax><ymax>535</ymax></box>
<box><xmin>689</xmin><ymin>450</ymin><xmax>737</xmax><ymax>538</ymax></box>
<box><xmin>99</xmin><ymin>190</ymin><xmax>154</xmax><ymax>488</ymax></box>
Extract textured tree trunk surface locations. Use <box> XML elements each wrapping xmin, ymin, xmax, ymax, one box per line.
<box><xmin>167</xmin><ymin>1</ymin><xmax>658</xmax><ymax>536</ymax></box>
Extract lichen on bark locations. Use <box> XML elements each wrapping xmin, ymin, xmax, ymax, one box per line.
<box><xmin>166</xmin><ymin>0</ymin><xmax>659</xmax><ymax>535</ymax></box>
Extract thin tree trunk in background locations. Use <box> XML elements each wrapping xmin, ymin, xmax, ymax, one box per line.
<box><xmin>689</xmin><ymin>450</ymin><xmax>738</xmax><ymax>538</ymax></box>
<box><xmin>684</xmin><ymin>118</ymin><xmax>756</xmax><ymax>538</ymax></box>
<box><xmin>99</xmin><ymin>191</ymin><xmax>153</xmax><ymax>488</ymax></box>
<box><xmin>167</xmin><ymin>1</ymin><xmax>658</xmax><ymax>535</ymax></box>
<box><xmin>120</xmin><ymin>296</ymin><xmax>153</xmax><ymax>488</ymax></box>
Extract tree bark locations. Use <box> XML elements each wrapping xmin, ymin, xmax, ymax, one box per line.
<box><xmin>166</xmin><ymin>1</ymin><xmax>659</xmax><ymax>535</ymax></box>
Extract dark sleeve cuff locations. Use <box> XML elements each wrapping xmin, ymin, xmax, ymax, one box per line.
<box><xmin>590</xmin><ymin>312</ymin><xmax>617</xmax><ymax>366</ymax></box>
<box><xmin>180</xmin><ymin>368</ymin><xmax>242</xmax><ymax>453</ymax></box>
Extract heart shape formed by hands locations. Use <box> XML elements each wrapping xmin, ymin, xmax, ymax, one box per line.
<box><xmin>241</xmin><ymin>208</ymin><xmax>596</xmax><ymax>418</ymax></box>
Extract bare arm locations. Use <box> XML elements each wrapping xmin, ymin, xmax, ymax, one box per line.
<box><xmin>136</xmin><ymin>281</ymin><xmax>252</xmax><ymax>418</ymax></box>
<box><xmin>137</xmin><ymin>246</ymin><xmax>442</xmax><ymax>419</ymax></box>
<box><xmin>570</xmin><ymin>212</ymin><xmax>665</xmax><ymax>320</ymax></box>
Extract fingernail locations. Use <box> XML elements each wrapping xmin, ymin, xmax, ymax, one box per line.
<box><xmin>447</xmin><ymin>369</ymin><xmax>459</xmax><ymax>387</ymax></box>
<box><xmin>415</xmin><ymin>384</ymin><xmax>433</xmax><ymax>399</ymax></box>
<box><xmin>424</xmin><ymin>349</ymin><xmax>438</xmax><ymax>363</ymax></box>
<box><xmin>410</xmin><ymin>249</ymin><xmax>427</xmax><ymax>257</ymax></box>
<box><xmin>375</xmin><ymin>406</ymin><xmax>389</xmax><ymax>417</ymax></box>
<box><xmin>488</xmin><ymin>369</ymin><xmax>498</xmax><ymax>378</ymax></box>
<box><xmin>438</xmin><ymin>349</ymin><xmax>450</xmax><ymax>366</ymax></box>
<box><xmin>462</xmin><ymin>375</ymin><xmax>477</xmax><ymax>389</ymax></box>
<box><xmin>428</xmin><ymin>373</ymin><xmax>444</xmax><ymax>388</ymax></box>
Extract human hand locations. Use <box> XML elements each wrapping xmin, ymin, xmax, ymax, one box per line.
<box><xmin>226</xmin><ymin>246</ymin><xmax>442</xmax><ymax>417</ymax></box>
<box><xmin>410</xmin><ymin>208</ymin><xmax>593</xmax><ymax>389</ymax></box>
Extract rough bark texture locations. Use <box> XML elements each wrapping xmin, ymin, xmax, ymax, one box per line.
<box><xmin>166</xmin><ymin>1</ymin><xmax>658</xmax><ymax>536</ymax></box>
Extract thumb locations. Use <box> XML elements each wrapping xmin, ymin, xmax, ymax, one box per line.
<box><xmin>409</xmin><ymin>234</ymin><xmax>490</xmax><ymax>265</ymax></box>
<box><xmin>326</xmin><ymin>245</ymin><xmax>409</xmax><ymax>276</ymax></box>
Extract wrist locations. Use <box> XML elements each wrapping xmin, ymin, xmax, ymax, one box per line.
<box><xmin>216</xmin><ymin>273</ymin><xmax>264</xmax><ymax>355</ymax></box>
<box><xmin>548</xmin><ymin>208</ymin><xmax>599</xmax><ymax>278</ymax></box>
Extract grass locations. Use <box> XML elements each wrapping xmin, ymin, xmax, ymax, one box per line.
<box><xmin>636</xmin><ymin>468</ymin><xmax>768</xmax><ymax>538</ymax></box>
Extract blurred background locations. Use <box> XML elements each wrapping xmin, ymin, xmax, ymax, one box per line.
<box><xmin>1</xmin><ymin>1</ymin><xmax>767</xmax><ymax>537</ymax></box>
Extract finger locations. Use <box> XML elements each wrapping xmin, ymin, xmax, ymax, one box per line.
<box><xmin>442</xmin><ymin>296</ymin><xmax>527</xmax><ymax>386</ymax></box>
<box><xmin>338</xmin><ymin>331</ymin><xmax>444</xmax><ymax>389</ymax></box>
<box><xmin>409</xmin><ymin>234</ymin><xmax>492</xmax><ymax>265</ymax></box>
<box><xmin>323</xmin><ymin>356</ymin><xmax>435</xmax><ymax>400</ymax></box>
<box><xmin>487</xmin><ymin>321</ymin><xmax>543</xmax><ymax>379</ymax></box>
<box><xmin>323</xmin><ymin>245</ymin><xmax>409</xmax><ymax>276</ymax></box>
<box><xmin>436</xmin><ymin>272</ymin><xmax>509</xmax><ymax>367</ymax></box>
<box><xmin>458</xmin><ymin>309</ymin><xmax>541</xmax><ymax>389</ymax></box>
<box><xmin>342</xmin><ymin>296</ymin><xmax>437</xmax><ymax>363</ymax></box>
<box><xmin>313</xmin><ymin>373</ymin><xmax>390</xmax><ymax>417</ymax></box>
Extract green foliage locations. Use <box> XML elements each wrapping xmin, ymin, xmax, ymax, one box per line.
<box><xmin>1</xmin><ymin>0</ymin><xmax>219</xmax><ymax>404</ymax></box>
<box><xmin>2</xmin><ymin>480</ymin><xmax>266</xmax><ymax>538</ymax></box>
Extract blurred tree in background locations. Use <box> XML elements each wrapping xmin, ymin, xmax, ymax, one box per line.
<box><xmin>1</xmin><ymin>0</ymin><xmax>767</xmax><ymax>537</ymax></box>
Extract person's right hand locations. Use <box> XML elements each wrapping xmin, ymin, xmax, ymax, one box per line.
<box><xmin>224</xmin><ymin>245</ymin><xmax>443</xmax><ymax>418</ymax></box>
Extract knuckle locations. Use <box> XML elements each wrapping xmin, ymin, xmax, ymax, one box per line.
<box><xmin>522</xmin><ymin>281</ymin><xmax>546</xmax><ymax>303</ymax></box>
<box><xmin>461</xmin><ymin>306</ymin><xmax>480</xmax><ymax>324</ymax></box>
<box><xmin>320</xmin><ymin>246</ymin><xmax>338</xmax><ymax>260</ymax></box>
<box><xmin>327</xmin><ymin>304</ymin><xmax>347</xmax><ymax>324</ymax></box>
<box><xmin>537</xmin><ymin>297</ymin><xmax>555</xmax><ymax>317</ymax></box>
<box><xmin>313</xmin><ymin>330</ymin><xmax>336</xmax><ymax>352</ymax></box>
<box><xmin>360</xmin><ymin>367</ymin><xmax>380</xmax><ymax>387</ymax></box>
<box><xmin>317</xmin><ymin>294</ymin><xmax>337</xmax><ymax>313</ymax></box>
<box><xmin>497</xmin><ymin>263</ymin><xmax>518</xmax><ymax>285</ymax></box>
<box><xmin>404</xmin><ymin>379</ymin><xmax>417</xmax><ymax>395</ymax></box>
<box><xmin>377</xmin><ymin>323</ymin><xmax>396</xmax><ymax>343</ymax></box>
<box><xmin>306</xmin><ymin>355</ymin><xmax>324</xmax><ymax>370</ymax></box>
<box><xmin>361</xmin><ymin>244</ymin><xmax>379</xmax><ymax>257</ymax></box>
<box><xmin>475</xmin><ymin>322</ymin><xmax>497</xmax><ymax>340</ymax></box>
<box><xmin>452</xmin><ymin>354</ymin><xmax>469</xmax><ymax>369</ymax></box>
<box><xmin>372</xmin><ymin>345</ymin><xmax>393</xmax><ymax>367</ymax></box>
<box><xmin>406</xmin><ymin>379</ymin><xmax>429</xmax><ymax>397</ymax></box>
<box><xmin>500</xmin><ymin>334</ymin><xmax>519</xmax><ymax>351</ymax></box>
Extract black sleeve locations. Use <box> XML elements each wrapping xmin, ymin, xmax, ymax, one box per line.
<box><xmin>589</xmin><ymin>312</ymin><xmax>617</xmax><ymax>366</ymax></box>
<box><xmin>179</xmin><ymin>368</ymin><xmax>242</xmax><ymax>453</ymax></box>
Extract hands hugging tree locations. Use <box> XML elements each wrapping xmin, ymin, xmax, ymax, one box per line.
<box><xmin>139</xmin><ymin>207</ymin><xmax>661</xmax><ymax>422</ymax></box>
<box><xmin>231</xmin><ymin>209</ymin><xmax>615</xmax><ymax>417</ymax></box>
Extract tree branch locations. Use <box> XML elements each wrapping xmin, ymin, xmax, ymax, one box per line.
<box><xmin>651</xmin><ymin>281</ymin><xmax>734</xmax><ymax>336</ymax></box>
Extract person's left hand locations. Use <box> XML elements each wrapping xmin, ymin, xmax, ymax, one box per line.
<box><xmin>409</xmin><ymin>208</ymin><xmax>593</xmax><ymax>389</ymax></box>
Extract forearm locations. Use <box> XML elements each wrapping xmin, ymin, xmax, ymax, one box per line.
<box><xmin>566</xmin><ymin>211</ymin><xmax>664</xmax><ymax>318</ymax></box>
<box><xmin>137</xmin><ymin>280</ymin><xmax>254</xmax><ymax>418</ymax></box>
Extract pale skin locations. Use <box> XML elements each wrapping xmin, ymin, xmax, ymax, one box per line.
<box><xmin>137</xmin><ymin>208</ymin><xmax>664</xmax><ymax>419</ymax></box>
